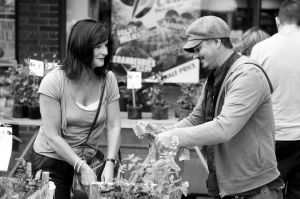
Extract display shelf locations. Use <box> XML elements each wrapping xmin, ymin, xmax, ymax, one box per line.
<box><xmin>1</xmin><ymin>111</ymin><xmax>178</xmax><ymax>128</ymax></box>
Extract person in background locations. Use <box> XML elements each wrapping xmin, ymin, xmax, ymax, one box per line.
<box><xmin>236</xmin><ymin>26</ymin><xmax>270</xmax><ymax>56</ymax></box>
<box><xmin>31</xmin><ymin>19</ymin><xmax>121</xmax><ymax>199</ymax></box>
<box><xmin>151</xmin><ymin>15</ymin><xmax>283</xmax><ymax>199</ymax></box>
<box><xmin>250</xmin><ymin>0</ymin><xmax>300</xmax><ymax>198</ymax></box>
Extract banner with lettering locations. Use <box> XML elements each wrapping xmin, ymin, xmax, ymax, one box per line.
<box><xmin>111</xmin><ymin>0</ymin><xmax>201</xmax><ymax>83</ymax></box>
<box><xmin>0</xmin><ymin>0</ymin><xmax>15</xmax><ymax>60</ymax></box>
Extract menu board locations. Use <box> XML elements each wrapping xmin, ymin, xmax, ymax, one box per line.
<box><xmin>0</xmin><ymin>0</ymin><xmax>15</xmax><ymax>60</ymax></box>
<box><xmin>111</xmin><ymin>0</ymin><xmax>201</xmax><ymax>83</ymax></box>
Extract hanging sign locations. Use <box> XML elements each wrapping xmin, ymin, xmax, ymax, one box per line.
<box><xmin>0</xmin><ymin>126</ymin><xmax>13</xmax><ymax>171</ymax></box>
<box><xmin>127</xmin><ymin>71</ymin><xmax>142</xmax><ymax>89</ymax></box>
<box><xmin>145</xmin><ymin>59</ymin><xmax>199</xmax><ymax>83</ymax></box>
<box><xmin>111</xmin><ymin>0</ymin><xmax>201</xmax><ymax>83</ymax></box>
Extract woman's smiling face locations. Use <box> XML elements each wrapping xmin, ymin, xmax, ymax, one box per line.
<box><xmin>92</xmin><ymin>40</ymin><xmax>108</xmax><ymax>69</ymax></box>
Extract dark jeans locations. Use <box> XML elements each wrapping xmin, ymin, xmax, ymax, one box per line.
<box><xmin>31</xmin><ymin>149</ymin><xmax>74</xmax><ymax>199</ymax></box>
<box><xmin>276</xmin><ymin>140</ymin><xmax>300</xmax><ymax>199</ymax></box>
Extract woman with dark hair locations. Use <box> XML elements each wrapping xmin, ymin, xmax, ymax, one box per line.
<box><xmin>31</xmin><ymin>19</ymin><xmax>121</xmax><ymax>199</ymax></box>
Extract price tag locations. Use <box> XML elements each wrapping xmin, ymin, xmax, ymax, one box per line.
<box><xmin>127</xmin><ymin>71</ymin><xmax>142</xmax><ymax>89</ymax></box>
<box><xmin>29</xmin><ymin>59</ymin><xmax>45</xmax><ymax>77</ymax></box>
<box><xmin>0</xmin><ymin>126</ymin><xmax>13</xmax><ymax>171</ymax></box>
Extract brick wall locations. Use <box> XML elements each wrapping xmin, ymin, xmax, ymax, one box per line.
<box><xmin>17</xmin><ymin>0</ymin><xmax>64</xmax><ymax>62</ymax></box>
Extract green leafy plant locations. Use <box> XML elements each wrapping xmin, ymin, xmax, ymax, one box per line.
<box><xmin>143</xmin><ymin>85</ymin><xmax>168</xmax><ymax>108</ymax></box>
<box><xmin>24</xmin><ymin>76</ymin><xmax>41</xmax><ymax>108</ymax></box>
<box><xmin>119</xmin><ymin>85</ymin><xmax>140</xmax><ymax>107</ymax></box>
<box><xmin>7</xmin><ymin>64</ymin><xmax>30</xmax><ymax>105</ymax></box>
<box><xmin>0</xmin><ymin>158</ymin><xmax>45</xmax><ymax>199</ymax></box>
<box><xmin>143</xmin><ymin>72</ymin><xmax>168</xmax><ymax>108</ymax></box>
<box><xmin>97</xmin><ymin>125</ymin><xmax>189</xmax><ymax>199</ymax></box>
<box><xmin>176</xmin><ymin>84</ymin><xmax>196</xmax><ymax>111</ymax></box>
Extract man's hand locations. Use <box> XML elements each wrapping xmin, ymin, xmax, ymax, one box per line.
<box><xmin>146</xmin><ymin>123</ymin><xmax>161</xmax><ymax>133</ymax></box>
<box><xmin>155</xmin><ymin>131</ymin><xmax>173</xmax><ymax>148</ymax></box>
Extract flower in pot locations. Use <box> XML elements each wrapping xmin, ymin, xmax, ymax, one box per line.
<box><xmin>117</xmin><ymin>72</ymin><xmax>144</xmax><ymax>119</ymax></box>
<box><xmin>143</xmin><ymin>84</ymin><xmax>169</xmax><ymax>120</ymax></box>
<box><xmin>142</xmin><ymin>73</ymin><xmax>169</xmax><ymax>120</ymax></box>
<box><xmin>175</xmin><ymin>84</ymin><xmax>197</xmax><ymax>121</ymax></box>
<box><xmin>120</xmin><ymin>86</ymin><xmax>143</xmax><ymax>119</ymax></box>
<box><xmin>7</xmin><ymin>64</ymin><xmax>30</xmax><ymax>118</ymax></box>
<box><xmin>24</xmin><ymin>76</ymin><xmax>41</xmax><ymax>119</ymax></box>
<box><xmin>127</xmin><ymin>90</ymin><xmax>143</xmax><ymax>120</ymax></box>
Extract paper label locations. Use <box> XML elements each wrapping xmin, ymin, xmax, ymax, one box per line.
<box><xmin>127</xmin><ymin>71</ymin><xmax>142</xmax><ymax>89</ymax></box>
<box><xmin>29</xmin><ymin>59</ymin><xmax>44</xmax><ymax>77</ymax></box>
<box><xmin>0</xmin><ymin>126</ymin><xmax>13</xmax><ymax>171</ymax></box>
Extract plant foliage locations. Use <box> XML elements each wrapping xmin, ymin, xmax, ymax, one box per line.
<box><xmin>98</xmin><ymin>123</ymin><xmax>189</xmax><ymax>199</ymax></box>
<box><xmin>142</xmin><ymin>72</ymin><xmax>168</xmax><ymax>108</ymax></box>
<box><xmin>7</xmin><ymin>64</ymin><xmax>41</xmax><ymax>107</ymax></box>
<box><xmin>7</xmin><ymin>64</ymin><xmax>30</xmax><ymax>105</ymax></box>
<box><xmin>176</xmin><ymin>84</ymin><xmax>196</xmax><ymax>111</ymax></box>
<box><xmin>0</xmin><ymin>158</ymin><xmax>45</xmax><ymax>199</ymax></box>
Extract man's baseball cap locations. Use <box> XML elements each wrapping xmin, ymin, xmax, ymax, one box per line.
<box><xmin>183</xmin><ymin>16</ymin><xmax>231</xmax><ymax>52</ymax></box>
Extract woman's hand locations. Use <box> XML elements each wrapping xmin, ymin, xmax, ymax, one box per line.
<box><xmin>79</xmin><ymin>162</ymin><xmax>97</xmax><ymax>185</ymax></box>
<box><xmin>101</xmin><ymin>161</ymin><xmax>115</xmax><ymax>182</ymax></box>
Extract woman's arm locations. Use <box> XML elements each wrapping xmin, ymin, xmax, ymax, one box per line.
<box><xmin>39</xmin><ymin>94</ymin><xmax>96</xmax><ymax>184</ymax></box>
<box><xmin>101</xmin><ymin>99</ymin><xmax>121</xmax><ymax>182</ymax></box>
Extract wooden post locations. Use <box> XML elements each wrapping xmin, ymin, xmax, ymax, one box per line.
<box><xmin>132</xmin><ymin>88</ymin><xmax>136</xmax><ymax>107</ymax></box>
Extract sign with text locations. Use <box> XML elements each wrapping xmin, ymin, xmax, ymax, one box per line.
<box><xmin>0</xmin><ymin>126</ymin><xmax>13</xmax><ymax>171</ymax></box>
<box><xmin>29</xmin><ymin>59</ymin><xmax>44</xmax><ymax>77</ymax></box>
<box><xmin>111</xmin><ymin>0</ymin><xmax>201</xmax><ymax>83</ymax></box>
<box><xmin>145</xmin><ymin>59</ymin><xmax>199</xmax><ymax>83</ymax></box>
<box><xmin>127</xmin><ymin>71</ymin><xmax>142</xmax><ymax>89</ymax></box>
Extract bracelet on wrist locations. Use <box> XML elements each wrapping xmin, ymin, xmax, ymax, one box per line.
<box><xmin>106</xmin><ymin>158</ymin><xmax>117</xmax><ymax>165</ymax></box>
<box><xmin>74</xmin><ymin>158</ymin><xmax>81</xmax><ymax>171</ymax></box>
<box><xmin>77</xmin><ymin>160</ymin><xmax>85</xmax><ymax>173</ymax></box>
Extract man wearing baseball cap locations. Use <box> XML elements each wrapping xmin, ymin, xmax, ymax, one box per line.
<box><xmin>153</xmin><ymin>16</ymin><xmax>284</xmax><ymax>198</ymax></box>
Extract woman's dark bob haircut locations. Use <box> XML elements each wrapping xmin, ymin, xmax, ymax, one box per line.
<box><xmin>62</xmin><ymin>19</ymin><xmax>109</xmax><ymax>79</ymax></box>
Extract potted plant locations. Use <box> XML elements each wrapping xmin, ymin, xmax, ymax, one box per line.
<box><xmin>143</xmin><ymin>73</ymin><xmax>169</xmax><ymax>120</ymax></box>
<box><xmin>7</xmin><ymin>64</ymin><xmax>30</xmax><ymax>118</ymax></box>
<box><xmin>126</xmin><ymin>89</ymin><xmax>143</xmax><ymax>120</ymax></box>
<box><xmin>119</xmin><ymin>84</ymin><xmax>143</xmax><ymax>119</ymax></box>
<box><xmin>143</xmin><ymin>85</ymin><xmax>168</xmax><ymax>120</ymax></box>
<box><xmin>24</xmin><ymin>76</ymin><xmax>41</xmax><ymax>119</ymax></box>
<box><xmin>175</xmin><ymin>84</ymin><xmax>197</xmax><ymax>121</ymax></box>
